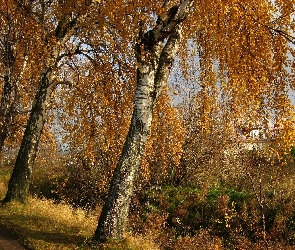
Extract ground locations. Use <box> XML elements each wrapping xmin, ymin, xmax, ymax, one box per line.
<box><xmin>0</xmin><ymin>225</ymin><xmax>25</xmax><ymax>250</ymax></box>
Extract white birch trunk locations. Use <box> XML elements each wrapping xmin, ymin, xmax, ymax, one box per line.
<box><xmin>94</xmin><ymin>0</ymin><xmax>193</xmax><ymax>242</ymax></box>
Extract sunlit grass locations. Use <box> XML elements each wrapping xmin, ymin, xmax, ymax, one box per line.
<box><xmin>0</xmin><ymin>197</ymin><xmax>98</xmax><ymax>249</ymax></box>
<box><xmin>0</xmin><ymin>166</ymin><xmax>159</xmax><ymax>249</ymax></box>
<box><xmin>0</xmin><ymin>166</ymin><xmax>95</xmax><ymax>249</ymax></box>
<box><xmin>0</xmin><ymin>198</ymin><xmax>159</xmax><ymax>249</ymax></box>
<box><xmin>0</xmin><ymin>166</ymin><xmax>97</xmax><ymax>249</ymax></box>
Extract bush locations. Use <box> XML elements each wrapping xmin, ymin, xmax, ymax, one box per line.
<box><xmin>57</xmin><ymin>155</ymin><xmax>106</xmax><ymax>211</ymax></box>
<box><xmin>132</xmin><ymin>181</ymin><xmax>295</xmax><ymax>248</ymax></box>
<box><xmin>30</xmin><ymin>155</ymin><xmax>66</xmax><ymax>201</ymax></box>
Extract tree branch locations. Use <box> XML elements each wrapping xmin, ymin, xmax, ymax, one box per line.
<box><xmin>154</xmin><ymin>27</ymin><xmax>181</xmax><ymax>100</ymax></box>
<box><xmin>140</xmin><ymin>0</ymin><xmax>193</xmax><ymax>50</ymax></box>
<box><xmin>267</xmin><ymin>26</ymin><xmax>295</xmax><ymax>45</ymax></box>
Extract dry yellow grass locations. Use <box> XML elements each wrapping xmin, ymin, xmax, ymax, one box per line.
<box><xmin>0</xmin><ymin>166</ymin><xmax>160</xmax><ymax>249</ymax></box>
<box><xmin>0</xmin><ymin>197</ymin><xmax>98</xmax><ymax>249</ymax></box>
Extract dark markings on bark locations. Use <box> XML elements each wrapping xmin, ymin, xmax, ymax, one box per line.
<box><xmin>3</xmin><ymin>70</ymin><xmax>54</xmax><ymax>203</ymax></box>
<box><xmin>94</xmin><ymin>0</ymin><xmax>193</xmax><ymax>243</ymax></box>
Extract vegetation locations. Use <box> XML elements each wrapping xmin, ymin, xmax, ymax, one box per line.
<box><xmin>0</xmin><ymin>166</ymin><xmax>160</xmax><ymax>250</ymax></box>
<box><xmin>1</xmin><ymin>0</ymin><xmax>295</xmax><ymax>248</ymax></box>
<box><xmin>2</xmin><ymin>152</ymin><xmax>295</xmax><ymax>249</ymax></box>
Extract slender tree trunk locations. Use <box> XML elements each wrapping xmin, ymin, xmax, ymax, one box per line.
<box><xmin>94</xmin><ymin>0</ymin><xmax>192</xmax><ymax>242</ymax></box>
<box><xmin>0</xmin><ymin>139</ymin><xmax>5</xmax><ymax>167</ymax></box>
<box><xmin>0</xmin><ymin>119</ymin><xmax>9</xmax><ymax>165</ymax></box>
<box><xmin>0</xmin><ymin>79</ymin><xmax>18</xmax><ymax>167</ymax></box>
<box><xmin>3</xmin><ymin>69</ymin><xmax>55</xmax><ymax>203</ymax></box>
<box><xmin>0</xmin><ymin>35</ymin><xmax>18</xmax><ymax>166</ymax></box>
<box><xmin>2</xmin><ymin>4</ymin><xmax>84</xmax><ymax>203</ymax></box>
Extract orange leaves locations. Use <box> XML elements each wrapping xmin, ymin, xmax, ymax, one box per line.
<box><xmin>141</xmin><ymin>87</ymin><xmax>185</xmax><ymax>184</ymax></box>
<box><xmin>0</xmin><ymin>0</ymin><xmax>42</xmax><ymax>151</ymax></box>
<box><xmin>58</xmin><ymin>56</ymin><xmax>136</xmax><ymax>172</ymax></box>
<box><xmin>184</xmin><ymin>1</ymin><xmax>294</xmax><ymax>153</ymax></box>
<box><xmin>2</xmin><ymin>0</ymin><xmax>293</xmax><ymax>183</ymax></box>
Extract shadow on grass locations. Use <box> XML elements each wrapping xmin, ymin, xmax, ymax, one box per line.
<box><xmin>0</xmin><ymin>213</ymin><xmax>91</xmax><ymax>247</ymax></box>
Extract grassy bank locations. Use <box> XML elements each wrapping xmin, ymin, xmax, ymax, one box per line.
<box><xmin>0</xmin><ymin>167</ymin><xmax>159</xmax><ymax>250</ymax></box>
<box><xmin>0</xmin><ymin>166</ymin><xmax>94</xmax><ymax>249</ymax></box>
<box><xmin>2</xmin><ymin>160</ymin><xmax>295</xmax><ymax>249</ymax></box>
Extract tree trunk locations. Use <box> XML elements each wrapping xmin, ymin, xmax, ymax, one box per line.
<box><xmin>3</xmin><ymin>69</ymin><xmax>55</xmax><ymax>203</ymax></box>
<box><xmin>0</xmin><ymin>75</ymin><xmax>19</xmax><ymax>167</ymax></box>
<box><xmin>0</xmin><ymin>138</ymin><xmax>5</xmax><ymax>167</ymax></box>
<box><xmin>94</xmin><ymin>0</ymin><xmax>192</xmax><ymax>242</ymax></box>
<box><xmin>2</xmin><ymin>5</ymin><xmax>83</xmax><ymax>203</ymax></box>
<box><xmin>0</xmin><ymin>34</ymin><xmax>19</xmax><ymax>166</ymax></box>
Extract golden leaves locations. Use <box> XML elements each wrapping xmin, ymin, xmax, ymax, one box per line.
<box><xmin>140</xmin><ymin>87</ymin><xmax>185</xmax><ymax>184</ymax></box>
<box><xmin>2</xmin><ymin>0</ymin><xmax>294</xmax><ymax>177</ymax></box>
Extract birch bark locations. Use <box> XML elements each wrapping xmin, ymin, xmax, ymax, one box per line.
<box><xmin>3</xmin><ymin>69</ymin><xmax>55</xmax><ymax>203</ymax></box>
<box><xmin>94</xmin><ymin>0</ymin><xmax>193</xmax><ymax>242</ymax></box>
<box><xmin>3</xmin><ymin>8</ymin><xmax>82</xmax><ymax>203</ymax></box>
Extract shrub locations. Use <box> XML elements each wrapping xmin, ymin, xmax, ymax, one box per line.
<box><xmin>30</xmin><ymin>155</ymin><xmax>66</xmax><ymax>201</ymax></box>
<box><xmin>57</xmin><ymin>155</ymin><xmax>106</xmax><ymax>211</ymax></box>
<box><xmin>133</xmin><ymin>182</ymin><xmax>294</xmax><ymax>247</ymax></box>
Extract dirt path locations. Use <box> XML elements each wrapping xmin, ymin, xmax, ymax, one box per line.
<box><xmin>0</xmin><ymin>226</ymin><xmax>26</xmax><ymax>250</ymax></box>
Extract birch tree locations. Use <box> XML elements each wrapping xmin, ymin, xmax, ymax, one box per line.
<box><xmin>0</xmin><ymin>0</ymin><xmax>37</xmax><ymax>165</ymax></box>
<box><xmin>3</xmin><ymin>0</ymin><xmax>96</xmax><ymax>203</ymax></box>
<box><xmin>1</xmin><ymin>0</ymin><xmax>294</xmax><ymax>242</ymax></box>
<box><xmin>93</xmin><ymin>0</ymin><xmax>295</xmax><ymax>242</ymax></box>
<box><xmin>94</xmin><ymin>0</ymin><xmax>194</xmax><ymax>242</ymax></box>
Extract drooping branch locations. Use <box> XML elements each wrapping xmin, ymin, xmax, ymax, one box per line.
<box><xmin>267</xmin><ymin>26</ymin><xmax>295</xmax><ymax>45</ymax></box>
<box><xmin>237</xmin><ymin>2</ymin><xmax>295</xmax><ymax>45</ymax></box>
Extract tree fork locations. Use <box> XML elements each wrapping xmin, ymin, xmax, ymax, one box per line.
<box><xmin>94</xmin><ymin>0</ymin><xmax>192</xmax><ymax>242</ymax></box>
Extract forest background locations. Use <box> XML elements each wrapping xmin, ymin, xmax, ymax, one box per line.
<box><xmin>1</xmin><ymin>0</ymin><xmax>295</xmax><ymax>249</ymax></box>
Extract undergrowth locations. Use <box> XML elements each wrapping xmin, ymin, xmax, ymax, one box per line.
<box><xmin>0</xmin><ymin>166</ymin><xmax>160</xmax><ymax>249</ymax></box>
<box><xmin>2</xmin><ymin>156</ymin><xmax>295</xmax><ymax>249</ymax></box>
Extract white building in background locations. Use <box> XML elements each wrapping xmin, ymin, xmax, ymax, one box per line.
<box><xmin>235</xmin><ymin>117</ymin><xmax>282</xmax><ymax>151</ymax></box>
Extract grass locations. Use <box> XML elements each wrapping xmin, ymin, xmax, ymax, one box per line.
<box><xmin>0</xmin><ymin>166</ymin><xmax>159</xmax><ymax>250</ymax></box>
<box><xmin>0</xmin><ymin>198</ymin><xmax>97</xmax><ymax>249</ymax></box>
<box><xmin>2</xmin><ymin>157</ymin><xmax>295</xmax><ymax>249</ymax></box>
<box><xmin>0</xmin><ymin>165</ymin><xmax>97</xmax><ymax>249</ymax></box>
